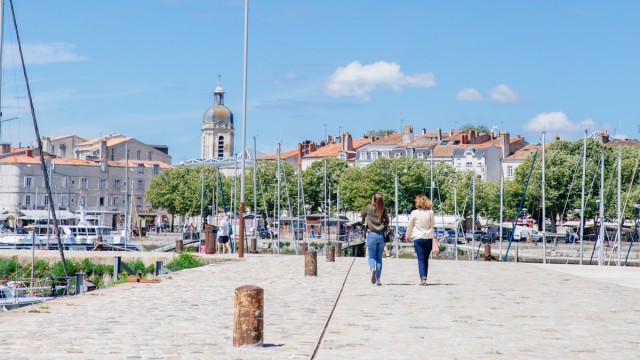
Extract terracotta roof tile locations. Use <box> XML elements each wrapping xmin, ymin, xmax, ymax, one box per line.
<box><xmin>304</xmin><ymin>138</ymin><xmax>372</xmax><ymax>158</ymax></box>
<box><xmin>258</xmin><ymin>149</ymin><xmax>299</xmax><ymax>161</ymax></box>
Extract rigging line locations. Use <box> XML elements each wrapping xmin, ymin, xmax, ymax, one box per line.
<box><xmin>560</xmin><ymin>154</ymin><xmax>583</xmax><ymax>223</ymax></box>
<box><xmin>504</xmin><ymin>147</ymin><xmax>539</xmax><ymax>262</ymax></box>
<box><xmin>310</xmin><ymin>256</ymin><xmax>357</xmax><ymax>360</ymax></box>
<box><xmin>255</xmin><ymin>162</ymin><xmax>269</xmax><ymax>220</ymax></box>
<box><xmin>9</xmin><ymin>0</ymin><xmax>67</xmax><ymax>277</ymax></box>
<box><xmin>622</xmin><ymin>150</ymin><xmax>640</xmax><ymax>217</ymax></box>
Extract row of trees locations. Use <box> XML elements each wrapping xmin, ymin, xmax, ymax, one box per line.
<box><xmin>146</xmin><ymin>139</ymin><xmax>640</xmax><ymax>231</ymax></box>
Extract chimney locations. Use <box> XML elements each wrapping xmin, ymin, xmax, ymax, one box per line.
<box><xmin>450</xmin><ymin>129</ymin><xmax>454</xmax><ymax>136</ymax></box>
<box><xmin>461</xmin><ymin>134</ymin><xmax>469</xmax><ymax>144</ymax></box>
<box><xmin>437</xmin><ymin>128</ymin><xmax>442</xmax><ymax>141</ymax></box>
<box><xmin>555</xmin><ymin>134</ymin><xmax>560</xmax><ymax>141</ymax></box>
<box><xmin>0</xmin><ymin>143</ymin><xmax>10</xmax><ymax>154</ymax></box>
<box><xmin>42</xmin><ymin>136</ymin><xmax>51</xmax><ymax>154</ymax></box>
<box><xmin>499</xmin><ymin>132</ymin><xmax>511</xmax><ymax>158</ymax></box>
<box><xmin>326</xmin><ymin>135</ymin><xmax>333</xmax><ymax>144</ymax></box>
<box><xmin>26</xmin><ymin>149</ymin><xmax>33</xmax><ymax>157</ymax></box>
<box><xmin>421</xmin><ymin>128</ymin><xmax>427</xmax><ymax>135</ymax></box>
<box><xmin>402</xmin><ymin>126</ymin><xmax>414</xmax><ymax>144</ymax></box>
<box><xmin>342</xmin><ymin>132</ymin><xmax>353</xmax><ymax>152</ymax></box>
<box><xmin>309</xmin><ymin>141</ymin><xmax>316</xmax><ymax>153</ymax></box>
<box><xmin>297</xmin><ymin>143</ymin><xmax>303</xmax><ymax>168</ymax></box>
<box><xmin>490</xmin><ymin>130</ymin><xmax>495</xmax><ymax>140</ymax></box>
<box><xmin>468</xmin><ymin>130</ymin><xmax>476</xmax><ymax>144</ymax></box>
<box><xmin>599</xmin><ymin>131</ymin><xmax>609</xmax><ymax>144</ymax></box>
<box><xmin>100</xmin><ymin>137</ymin><xmax>108</xmax><ymax>159</ymax></box>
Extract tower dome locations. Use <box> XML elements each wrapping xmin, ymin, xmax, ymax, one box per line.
<box><xmin>203</xmin><ymin>82</ymin><xmax>234</xmax><ymax>124</ymax></box>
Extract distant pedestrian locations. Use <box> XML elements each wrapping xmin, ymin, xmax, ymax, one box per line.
<box><xmin>218</xmin><ymin>216</ymin><xmax>231</xmax><ymax>254</ymax></box>
<box><xmin>361</xmin><ymin>192</ymin><xmax>390</xmax><ymax>286</ymax></box>
<box><xmin>406</xmin><ymin>195</ymin><xmax>435</xmax><ymax>286</ymax></box>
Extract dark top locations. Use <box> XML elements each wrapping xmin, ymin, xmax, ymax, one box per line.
<box><xmin>361</xmin><ymin>204</ymin><xmax>390</xmax><ymax>233</ymax></box>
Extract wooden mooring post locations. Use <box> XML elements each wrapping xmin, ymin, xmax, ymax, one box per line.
<box><xmin>335</xmin><ymin>242</ymin><xmax>342</xmax><ymax>257</ymax></box>
<box><xmin>233</xmin><ymin>285</ymin><xmax>264</xmax><ymax>347</ymax></box>
<box><xmin>305</xmin><ymin>250</ymin><xmax>317</xmax><ymax>276</ymax></box>
<box><xmin>175</xmin><ymin>240</ymin><xmax>184</xmax><ymax>253</ymax></box>
<box><xmin>326</xmin><ymin>244</ymin><xmax>335</xmax><ymax>262</ymax></box>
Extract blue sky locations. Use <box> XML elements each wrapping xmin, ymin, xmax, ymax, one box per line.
<box><xmin>1</xmin><ymin>0</ymin><xmax>638</xmax><ymax>163</ymax></box>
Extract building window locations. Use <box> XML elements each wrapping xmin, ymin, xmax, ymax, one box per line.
<box><xmin>339</xmin><ymin>153</ymin><xmax>346</xmax><ymax>161</ymax></box>
<box><xmin>126</xmin><ymin>150</ymin><xmax>130</xmax><ymax>160</ymax></box>
<box><xmin>99</xmin><ymin>196</ymin><xmax>105</xmax><ymax>207</ymax></box>
<box><xmin>153</xmin><ymin>164</ymin><xmax>160</xmax><ymax>174</ymax></box>
<box><xmin>24</xmin><ymin>194</ymin><xmax>32</xmax><ymax>206</ymax></box>
<box><xmin>114</xmin><ymin>179</ymin><xmax>122</xmax><ymax>189</ymax></box>
<box><xmin>417</xmin><ymin>152</ymin><xmax>424</xmax><ymax>159</ymax></box>
<box><xmin>466</xmin><ymin>161</ymin><xmax>473</xmax><ymax>166</ymax></box>
<box><xmin>136</xmin><ymin>197</ymin><xmax>143</xmax><ymax>208</ymax></box>
<box><xmin>110</xmin><ymin>148</ymin><xmax>115</xmax><ymax>161</ymax></box>
<box><xmin>394</xmin><ymin>153</ymin><xmax>401</xmax><ymax>158</ymax></box>
<box><xmin>79</xmin><ymin>196</ymin><xmax>86</xmax><ymax>206</ymax></box>
<box><xmin>371</xmin><ymin>151</ymin><xmax>378</xmax><ymax>161</ymax></box>
<box><xmin>24</xmin><ymin>177</ymin><xmax>33</xmax><ymax>187</ymax></box>
<box><xmin>507</xmin><ymin>166</ymin><xmax>514</xmax><ymax>178</ymax></box>
<box><xmin>359</xmin><ymin>152</ymin><xmax>366</xmax><ymax>161</ymax></box>
<box><xmin>62</xmin><ymin>177</ymin><xmax>69</xmax><ymax>188</ymax></box>
<box><xmin>60</xmin><ymin>195</ymin><xmax>69</xmax><ymax>206</ymax></box>
<box><xmin>137</xmin><ymin>164</ymin><xmax>145</xmax><ymax>173</ymax></box>
<box><xmin>80</xmin><ymin>178</ymin><xmax>89</xmax><ymax>189</ymax></box>
<box><xmin>137</xmin><ymin>179</ymin><xmax>144</xmax><ymax>190</ymax></box>
<box><xmin>217</xmin><ymin>136</ymin><xmax>225</xmax><ymax>158</ymax></box>
<box><xmin>148</xmin><ymin>151</ymin><xmax>152</xmax><ymax>161</ymax></box>
<box><xmin>43</xmin><ymin>195</ymin><xmax>49</xmax><ymax>206</ymax></box>
<box><xmin>112</xmin><ymin>196</ymin><xmax>120</xmax><ymax>206</ymax></box>
<box><xmin>136</xmin><ymin>150</ymin><xmax>141</xmax><ymax>160</ymax></box>
<box><xmin>99</xmin><ymin>179</ymin><xmax>108</xmax><ymax>189</ymax></box>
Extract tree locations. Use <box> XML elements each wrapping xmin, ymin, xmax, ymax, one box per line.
<box><xmin>458</xmin><ymin>123</ymin><xmax>490</xmax><ymax>133</ymax></box>
<box><xmin>302</xmin><ymin>158</ymin><xmax>349</xmax><ymax>213</ymax></box>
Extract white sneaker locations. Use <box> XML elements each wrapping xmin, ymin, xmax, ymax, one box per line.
<box><xmin>375</xmin><ymin>280</ymin><xmax>382</xmax><ymax>286</ymax></box>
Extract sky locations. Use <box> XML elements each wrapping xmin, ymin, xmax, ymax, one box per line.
<box><xmin>0</xmin><ymin>0</ymin><xmax>638</xmax><ymax>163</ymax></box>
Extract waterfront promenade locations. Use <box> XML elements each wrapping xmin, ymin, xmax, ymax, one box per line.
<box><xmin>1</xmin><ymin>253</ymin><xmax>638</xmax><ymax>359</ymax></box>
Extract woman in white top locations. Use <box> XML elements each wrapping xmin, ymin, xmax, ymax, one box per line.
<box><xmin>405</xmin><ymin>195</ymin><xmax>435</xmax><ymax>286</ymax></box>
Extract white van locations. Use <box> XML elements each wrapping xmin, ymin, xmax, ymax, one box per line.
<box><xmin>513</xmin><ymin>226</ymin><xmax>539</xmax><ymax>242</ymax></box>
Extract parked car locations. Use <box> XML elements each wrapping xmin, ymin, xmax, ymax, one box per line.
<box><xmin>465</xmin><ymin>230</ymin><xmax>484</xmax><ymax>243</ymax></box>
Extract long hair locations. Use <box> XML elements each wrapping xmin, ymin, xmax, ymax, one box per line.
<box><xmin>372</xmin><ymin>192</ymin><xmax>385</xmax><ymax>219</ymax></box>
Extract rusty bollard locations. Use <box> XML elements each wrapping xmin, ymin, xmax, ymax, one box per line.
<box><xmin>335</xmin><ymin>242</ymin><xmax>342</xmax><ymax>257</ymax></box>
<box><xmin>175</xmin><ymin>240</ymin><xmax>184</xmax><ymax>253</ymax></box>
<box><xmin>326</xmin><ymin>244</ymin><xmax>335</xmax><ymax>262</ymax></box>
<box><xmin>300</xmin><ymin>242</ymin><xmax>308</xmax><ymax>254</ymax></box>
<box><xmin>250</xmin><ymin>237</ymin><xmax>258</xmax><ymax>254</ymax></box>
<box><xmin>484</xmin><ymin>244</ymin><xmax>492</xmax><ymax>261</ymax></box>
<box><xmin>305</xmin><ymin>250</ymin><xmax>317</xmax><ymax>276</ymax></box>
<box><xmin>233</xmin><ymin>285</ymin><xmax>264</xmax><ymax>347</ymax></box>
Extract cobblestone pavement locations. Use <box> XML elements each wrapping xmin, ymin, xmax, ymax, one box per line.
<box><xmin>0</xmin><ymin>254</ymin><xmax>638</xmax><ymax>359</ymax></box>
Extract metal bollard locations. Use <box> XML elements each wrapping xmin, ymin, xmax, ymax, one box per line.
<box><xmin>335</xmin><ymin>242</ymin><xmax>342</xmax><ymax>257</ymax></box>
<box><xmin>300</xmin><ymin>242</ymin><xmax>308</xmax><ymax>254</ymax></box>
<box><xmin>484</xmin><ymin>244</ymin><xmax>492</xmax><ymax>261</ymax></box>
<box><xmin>75</xmin><ymin>272</ymin><xmax>85</xmax><ymax>295</ymax></box>
<box><xmin>155</xmin><ymin>261</ymin><xmax>163</xmax><ymax>276</ymax></box>
<box><xmin>250</xmin><ymin>237</ymin><xmax>258</xmax><ymax>254</ymax></box>
<box><xmin>175</xmin><ymin>240</ymin><xmax>184</xmax><ymax>253</ymax></box>
<box><xmin>305</xmin><ymin>250</ymin><xmax>317</xmax><ymax>276</ymax></box>
<box><xmin>113</xmin><ymin>256</ymin><xmax>121</xmax><ymax>281</ymax></box>
<box><xmin>233</xmin><ymin>285</ymin><xmax>264</xmax><ymax>347</ymax></box>
<box><xmin>326</xmin><ymin>245</ymin><xmax>335</xmax><ymax>262</ymax></box>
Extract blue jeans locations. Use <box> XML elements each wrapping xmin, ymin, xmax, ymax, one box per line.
<box><xmin>367</xmin><ymin>232</ymin><xmax>385</xmax><ymax>279</ymax></box>
<box><xmin>413</xmin><ymin>239</ymin><xmax>432</xmax><ymax>279</ymax></box>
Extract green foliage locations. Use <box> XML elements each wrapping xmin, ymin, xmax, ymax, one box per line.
<box><xmin>302</xmin><ymin>158</ymin><xmax>349</xmax><ymax>212</ymax></box>
<box><xmin>165</xmin><ymin>253</ymin><xmax>205</xmax><ymax>271</ymax></box>
<box><xmin>458</xmin><ymin>123</ymin><xmax>490</xmax><ymax>133</ymax></box>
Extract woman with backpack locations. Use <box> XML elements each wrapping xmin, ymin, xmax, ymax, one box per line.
<box><xmin>361</xmin><ymin>192</ymin><xmax>390</xmax><ymax>286</ymax></box>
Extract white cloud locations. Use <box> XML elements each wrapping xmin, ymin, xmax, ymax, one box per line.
<box><xmin>325</xmin><ymin>61</ymin><xmax>435</xmax><ymax>100</ymax></box>
<box><xmin>456</xmin><ymin>87</ymin><xmax>483</xmax><ymax>101</ymax></box>
<box><xmin>523</xmin><ymin>112</ymin><xmax>596</xmax><ymax>132</ymax></box>
<box><xmin>489</xmin><ymin>84</ymin><xmax>519</xmax><ymax>104</ymax></box>
<box><xmin>16</xmin><ymin>42</ymin><xmax>88</xmax><ymax>65</ymax></box>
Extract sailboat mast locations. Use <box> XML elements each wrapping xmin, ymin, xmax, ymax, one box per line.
<box><xmin>277</xmin><ymin>142</ymin><xmax>281</xmax><ymax>255</ymax></box>
<box><xmin>579</xmin><ymin>129</ymin><xmax>587</xmax><ymax>265</ymax></box>
<box><xmin>599</xmin><ymin>152</ymin><xmax>604</xmax><ymax>266</ymax></box>
<box><xmin>617</xmin><ymin>145</ymin><xmax>622</xmax><ymax>266</ymax></box>
<box><xmin>542</xmin><ymin>132</ymin><xmax>547</xmax><ymax>264</ymax></box>
<box><xmin>253</xmin><ymin>136</ymin><xmax>258</xmax><ymax>240</ymax></box>
<box><xmin>124</xmin><ymin>141</ymin><xmax>129</xmax><ymax>236</ymax></box>
<box><xmin>395</xmin><ymin>173</ymin><xmax>399</xmax><ymax>259</ymax></box>
<box><xmin>472</xmin><ymin>171</ymin><xmax>476</xmax><ymax>261</ymax></box>
<box><xmin>499</xmin><ymin>164</ymin><xmax>504</xmax><ymax>260</ymax></box>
